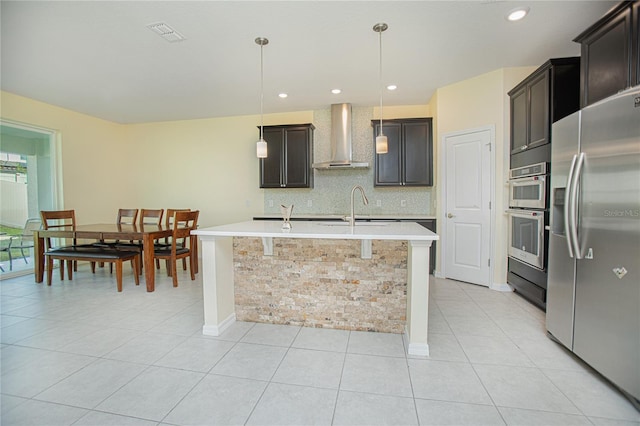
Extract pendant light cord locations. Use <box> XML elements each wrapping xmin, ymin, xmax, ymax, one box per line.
<box><xmin>378</xmin><ymin>26</ymin><xmax>384</xmax><ymax>137</ymax></box>
<box><xmin>260</xmin><ymin>42</ymin><xmax>264</xmax><ymax>141</ymax></box>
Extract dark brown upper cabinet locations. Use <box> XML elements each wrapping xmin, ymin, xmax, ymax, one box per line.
<box><xmin>574</xmin><ymin>1</ymin><xmax>639</xmax><ymax>107</ymax></box>
<box><xmin>508</xmin><ymin>58</ymin><xmax>580</xmax><ymax>168</ymax></box>
<box><xmin>372</xmin><ymin>118</ymin><xmax>433</xmax><ymax>187</ymax></box>
<box><xmin>259</xmin><ymin>124</ymin><xmax>314</xmax><ymax>188</ymax></box>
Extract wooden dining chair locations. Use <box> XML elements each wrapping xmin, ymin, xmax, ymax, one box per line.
<box><xmin>153</xmin><ymin>210</ymin><xmax>199</xmax><ymax>287</ymax></box>
<box><xmin>40</xmin><ymin>210</ymin><xmax>95</xmax><ymax>280</ymax></box>
<box><xmin>155</xmin><ymin>208</ymin><xmax>190</xmax><ymax>270</ymax></box>
<box><xmin>98</xmin><ymin>208</ymin><xmax>139</xmax><ymax>272</ymax></box>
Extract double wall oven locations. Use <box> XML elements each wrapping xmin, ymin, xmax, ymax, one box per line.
<box><xmin>506</xmin><ymin>162</ymin><xmax>549</xmax><ymax>309</ymax></box>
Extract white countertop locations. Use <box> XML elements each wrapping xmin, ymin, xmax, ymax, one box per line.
<box><xmin>193</xmin><ymin>220</ymin><xmax>439</xmax><ymax>241</ymax></box>
<box><xmin>254</xmin><ymin>214</ymin><xmax>436</xmax><ymax>220</ymax></box>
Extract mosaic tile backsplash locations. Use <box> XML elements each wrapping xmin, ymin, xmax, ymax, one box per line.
<box><xmin>263</xmin><ymin>106</ymin><xmax>434</xmax><ymax>216</ymax></box>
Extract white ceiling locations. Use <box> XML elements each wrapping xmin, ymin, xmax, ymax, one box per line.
<box><xmin>1</xmin><ymin>1</ymin><xmax>616</xmax><ymax>124</ymax></box>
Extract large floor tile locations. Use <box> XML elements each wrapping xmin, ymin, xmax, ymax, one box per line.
<box><xmin>272</xmin><ymin>347</ymin><xmax>345</xmax><ymax>389</ymax></box>
<box><xmin>74</xmin><ymin>411</ymin><xmax>158</xmax><ymax>426</ymax></box>
<box><xmin>457</xmin><ymin>334</ymin><xmax>535</xmax><ymax>367</ymax></box>
<box><xmin>246</xmin><ymin>382</ymin><xmax>337</xmax><ymax>426</ymax></box>
<box><xmin>0</xmin><ymin>318</ymin><xmax>55</xmax><ymax>344</ymax></box>
<box><xmin>35</xmin><ymin>358</ymin><xmax>146</xmax><ymax>409</ymax></box>
<box><xmin>210</xmin><ymin>342</ymin><xmax>287</xmax><ymax>381</ymax></box>
<box><xmin>201</xmin><ymin>320</ymin><xmax>255</xmax><ymax>342</ymax></box>
<box><xmin>474</xmin><ymin>364</ymin><xmax>581</xmax><ymax>415</ymax></box>
<box><xmin>104</xmin><ymin>331</ymin><xmax>186</xmax><ymax>365</ymax></box>
<box><xmin>444</xmin><ymin>314</ymin><xmax>507</xmax><ymax>337</ymax></box>
<box><xmin>1</xmin><ymin>398</ymin><xmax>88</xmax><ymax>426</ymax></box>
<box><xmin>57</xmin><ymin>327</ymin><xmax>140</xmax><ymax>357</ymax></box>
<box><xmin>14</xmin><ymin>322</ymin><xmax>97</xmax><ymax>351</ymax></box>
<box><xmin>347</xmin><ymin>330</ymin><xmax>405</xmax><ymax>357</ymax></box>
<box><xmin>510</xmin><ymin>335</ymin><xmax>588</xmax><ymax>371</ymax></box>
<box><xmin>1</xmin><ymin>350</ymin><xmax>95</xmax><ymax>398</ymax></box>
<box><xmin>164</xmin><ymin>374</ymin><xmax>267</xmax><ymax>425</ymax></box>
<box><xmin>409</xmin><ymin>359</ymin><xmax>492</xmax><ymax>405</ymax></box>
<box><xmin>291</xmin><ymin>326</ymin><xmax>349</xmax><ymax>352</ymax></box>
<box><xmin>95</xmin><ymin>365</ymin><xmax>204</xmax><ymax>421</ymax></box>
<box><xmin>149</xmin><ymin>312</ymin><xmax>203</xmax><ymax>336</ymax></box>
<box><xmin>543</xmin><ymin>368</ymin><xmax>640</xmax><ymax>421</ymax></box>
<box><xmin>1</xmin><ymin>394</ymin><xmax>27</xmax><ymax>416</ymax></box>
<box><xmin>414</xmin><ymin>399</ymin><xmax>505</xmax><ymax>425</ymax></box>
<box><xmin>498</xmin><ymin>406</ymin><xmax>592</xmax><ymax>425</ymax></box>
<box><xmin>333</xmin><ymin>391</ymin><xmax>418</xmax><ymax>426</ymax></box>
<box><xmin>341</xmin><ymin>353</ymin><xmax>412</xmax><ymax>397</ymax></box>
<box><xmin>154</xmin><ymin>336</ymin><xmax>235</xmax><ymax>372</ymax></box>
<box><xmin>240</xmin><ymin>322</ymin><xmax>300</xmax><ymax>347</ymax></box>
<box><xmin>420</xmin><ymin>332</ymin><xmax>468</xmax><ymax>362</ymax></box>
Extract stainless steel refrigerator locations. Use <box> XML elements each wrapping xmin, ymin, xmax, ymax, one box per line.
<box><xmin>547</xmin><ymin>86</ymin><xmax>640</xmax><ymax>404</ymax></box>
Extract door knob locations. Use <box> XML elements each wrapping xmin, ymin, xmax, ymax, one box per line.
<box><xmin>447</xmin><ymin>213</ymin><xmax>455</xmax><ymax>218</ymax></box>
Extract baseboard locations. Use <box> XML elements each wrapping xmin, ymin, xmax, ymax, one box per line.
<box><xmin>434</xmin><ymin>270</ymin><xmax>444</xmax><ymax>279</ymax></box>
<box><xmin>403</xmin><ymin>326</ymin><xmax>430</xmax><ymax>357</ymax></box>
<box><xmin>490</xmin><ymin>282</ymin><xmax>513</xmax><ymax>292</ymax></box>
<box><xmin>202</xmin><ymin>313</ymin><xmax>236</xmax><ymax>336</ymax></box>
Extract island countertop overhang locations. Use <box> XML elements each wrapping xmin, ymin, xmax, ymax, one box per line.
<box><xmin>193</xmin><ymin>220</ymin><xmax>439</xmax><ymax>242</ymax></box>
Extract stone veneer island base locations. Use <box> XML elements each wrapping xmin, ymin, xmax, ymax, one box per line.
<box><xmin>193</xmin><ymin>220</ymin><xmax>438</xmax><ymax>356</ymax></box>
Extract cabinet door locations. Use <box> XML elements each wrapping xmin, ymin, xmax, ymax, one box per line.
<box><xmin>510</xmin><ymin>87</ymin><xmax>527</xmax><ymax>154</ymax></box>
<box><xmin>580</xmin><ymin>6</ymin><xmax>632</xmax><ymax>106</ymax></box>
<box><xmin>260</xmin><ymin>128</ymin><xmax>284</xmax><ymax>188</ymax></box>
<box><xmin>403</xmin><ymin>121</ymin><xmax>433</xmax><ymax>186</ymax></box>
<box><xmin>528</xmin><ymin>71</ymin><xmax>550</xmax><ymax>148</ymax></box>
<box><xmin>283</xmin><ymin>127</ymin><xmax>310</xmax><ymax>188</ymax></box>
<box><xmin>374</xmin><ymin>122</ymin><xmax>402</xmax><ymax>186</ymax></box>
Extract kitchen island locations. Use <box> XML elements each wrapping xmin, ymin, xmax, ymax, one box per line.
<box><xmin>193</xmin><ymin>220</ymin><xmax>438</xmax><ymax>356</ymax></box>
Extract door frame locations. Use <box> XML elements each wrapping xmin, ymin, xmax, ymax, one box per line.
<box><xmin>439</xmin><ymin>125</ymin><xmax>496</xmax><ymax>288</ymax></box>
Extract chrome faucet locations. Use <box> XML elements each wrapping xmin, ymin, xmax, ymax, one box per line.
<box><xmin>348</xmin><ymin>185</ymin><xmax>369</xmax><ymax>227</ymax></box>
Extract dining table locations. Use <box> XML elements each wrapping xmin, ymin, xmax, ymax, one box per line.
<box><xmin>33</xmin><ymin>223</ymin><xmax>174</xmax><ymax>292</ymax></box>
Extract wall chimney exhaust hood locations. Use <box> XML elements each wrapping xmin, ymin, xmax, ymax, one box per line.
<box><xmin>312</xmin><ymin>103</ymin><xmax>369</xmax><ymax>169</ymax></box>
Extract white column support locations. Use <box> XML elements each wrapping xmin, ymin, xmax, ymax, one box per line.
<box><xmin>405</xmin><ymin>239</ymin><xmax>433</xmax><ymax>357</ymax></box>
<box><xmin>262</xmin><ymin>237</ymin><xmax>273</xmax><ymax>256</ymax></box>
<box><xmin>200</xmin><ymin>236</ymin><xmax>236</xmax><ymax>336</ymax></box>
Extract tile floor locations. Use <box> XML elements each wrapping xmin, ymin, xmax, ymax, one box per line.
<box><xmin>1</xmin><ymin>264</ymin><xmax>638</xmax><ymax>425</ymax></box>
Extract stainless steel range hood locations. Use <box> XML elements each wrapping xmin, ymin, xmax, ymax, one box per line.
<box><xmin>312</xmin><ymin>103</ymin><xmax>369</xmax><ymax>169</ymax></box>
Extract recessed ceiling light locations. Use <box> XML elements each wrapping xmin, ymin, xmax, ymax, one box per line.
<box><xmin>506</xmin><ymin>7</ymin><xmax>529</xmax><ymax>21</ymax></box>
<box><xmin>387</xmin><ymin>85</ymin><xmax>397</xmax><ymax>91</ymax></box>
<box><xmin>146</xmin><ymin>22</ymin><xmax>186</xmax><ymax>43</ymax></box>
<box><xmin>331</xmin><ymin>89</ymin><xmax>342</xmax><ymax>94</ymax></box>
<box><xmin>278</xmin><ymin>93</ymin><xmax>288</xmax><ymax>98</ymax></box>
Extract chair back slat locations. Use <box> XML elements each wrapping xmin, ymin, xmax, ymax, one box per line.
<box><xmin>139</xmin><ymin>209</ymin><xmax>164</xmax><ymax>226</ymax></box>
<box><xmin>117</xmin><ymin>209</ymin><xmax>139</xmax><ymax>225</ymax></box>
<box><xmin>40</xmin><ymin>210</ymin><xmax>77</xmax><ymax>250</ymax></box>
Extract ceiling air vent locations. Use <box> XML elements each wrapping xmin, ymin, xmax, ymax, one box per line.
<box><xmin>146</xmin><ymin>22</ymin><xmax>186</xmax><ymax>43</ymax></box>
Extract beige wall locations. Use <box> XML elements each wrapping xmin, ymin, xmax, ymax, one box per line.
<box><xmin>2</xmin><ymin>66</ymin><xmax>538</xmax><ymax>284</ymax></box>
<box><xmin>430</xmin><ymin>66</ymin><xmax>536</xmax><ymax>286</ymax></box>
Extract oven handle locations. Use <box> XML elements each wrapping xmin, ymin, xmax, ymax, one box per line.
<box><xmin>568</xmin><ymin>152</ymin><xmax>585</xmax><ymax>260</ymax></box>
<box><xmin>564</xmin><ymin>154</ymin><xmax>578</xmax><ymax>259</ymax></box>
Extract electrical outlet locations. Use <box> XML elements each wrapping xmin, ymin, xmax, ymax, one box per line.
<box><xmin>401</xmin><ymin>200</ymin><xmax>407</xmax><ymax>207</ymax></box>
<box><xmin>268</xmin><ymin>200</ymin><xmax>274</xmax><ymax>208</ymax></box>
<box><xmin>376</xmin><ymin>200</ymin><xmax>382</xmax><ymax>207</ymax></box>
<box><xmin>307</xmin><ymin>200</ymin><xmax>313</xmax><ymax>207</ymax></box>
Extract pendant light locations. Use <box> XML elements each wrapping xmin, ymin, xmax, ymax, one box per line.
<box><xmin>373</xmin><ymin>23</ymin><xmax>388</xmax><ymax>155</ymax></box>
<box><xmin>255</xmin><ymin>37</ymin><xmax>269</xmax><ymax>158</ymax></box>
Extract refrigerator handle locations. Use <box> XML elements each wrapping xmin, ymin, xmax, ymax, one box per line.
<box><xmin>569</xmin><ymin>152</ymin><xmax>586</xmax><ymax>260</ymax></box>
<box><xmin>565</xmin><ymin>154</ymin><xmax>578</xmax><ymax>259</ymax></box>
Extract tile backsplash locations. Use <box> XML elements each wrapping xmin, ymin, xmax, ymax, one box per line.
<box><xmin>263</xmin><ymin>106</ymin><xmax>434</xmax><ymax>216</ymax></box>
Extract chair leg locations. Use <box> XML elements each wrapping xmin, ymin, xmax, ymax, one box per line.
<box><xmin>74</xmin><ymin>260</ymin><xmax>77</xmax><ymax>272</ymax></box>
<box><xmin>133</xmin><ymin>256</ymin><xmax>140</xmax><ymax>286</ymax></box>
<box><xmin>189</xmin><ymin>255</ymin><xmax>196</xmax><ymax>281</ymax></box>
<box><xmin>47</xmin><ymin>258</ymin><xmax>53</xmax><ymax>285</ymax></box>
<box><xmin>172</xmin><ymin>260</ymin><xmax>178</xmax><ymax>287</ymax></box>
<box><xmin>182</xmin><ymin>258</ymin><xmax>187</xmax><ymax>271</ymax></box>
<box><xmin>59</xmin><ymin>259</ymin><xmax>64</xmax><ymax>280</ymax></box>
<box><xmin>21</xmin><ymin>248</ymin><xmax>29</xmax><ymax>264</ymax></box>
<box><xmin>91</xmin><ymin>262</ymin><xmax>96</xmax><ymax>273</ymax></box>
<box><xmin>115</xmin><ymin>260</ymin><xmax>123</xmax><ymax>292</ymax></box>
<box><xmin>67</xmin><ymin>260</ymin><xmax>73</xmax><ymax>280</ymax></box>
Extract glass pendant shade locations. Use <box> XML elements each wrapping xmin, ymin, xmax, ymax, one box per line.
<box><xmin>256</xmin><ymin>138</ymin><xmax>267</xmax><ymax>158</ymax></box>
<box><xmin>376</xmin><ymin>134</ymin><xmax>388</xmax><ymax>154</ymax></box>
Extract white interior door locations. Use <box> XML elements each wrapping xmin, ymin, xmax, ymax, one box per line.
<box><xmin>444</xmin><ymin>128</ymin><xmax>492</xmax><ymax>286</ymax></box>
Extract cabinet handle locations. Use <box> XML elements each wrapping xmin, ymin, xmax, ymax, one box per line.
<box><xmin>521</xmin><ymin>145</ymin><xmax>528</xmax><ymax>150</ymax></box>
